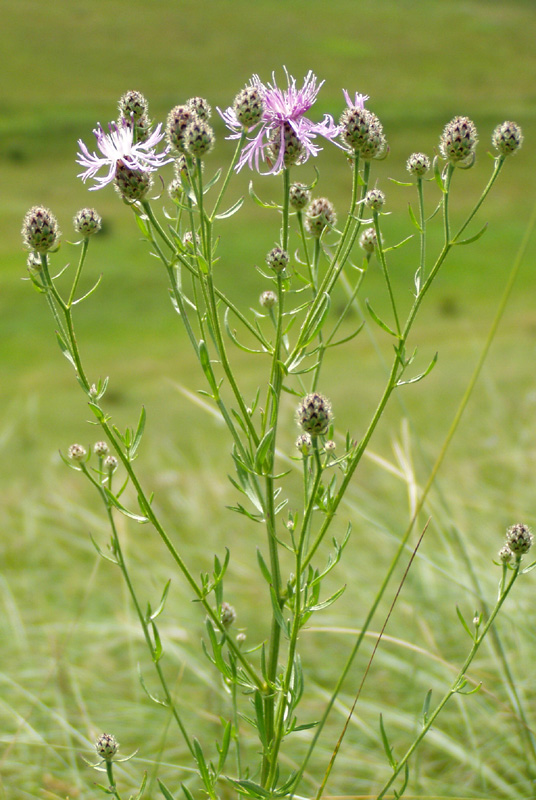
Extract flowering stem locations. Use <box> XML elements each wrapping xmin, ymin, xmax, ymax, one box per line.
<box><xmin>105</xmin><ymin>760</ymin><xmax>122</xmax><ymax>800</ymax></box>
<box><xmin>374</xmin><ymin>209</ymin><xmax>401</xmax><ymax>336</ymax></box>
<box><xmin>210</xmin><ymin>130</ymin><xmax>247</xmax><ymax>220</ymax></box>
<box><xmin>67</xmin><ymin>237</ymin><xmax>89</xmax><ymax>306</ymax></box>
<box><xmin>375</xmin><ymin>565</ymin><xmax>521</xmax><ymax>799</ymax></box>
<box><xmin>416</xmin><ymin>176</ymin><xmax>426</xmax><ymax>288</ymax></box>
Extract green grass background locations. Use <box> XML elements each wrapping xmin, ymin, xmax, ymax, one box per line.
<box><xmin>2</xmin><ymin>0</ymin><xmax>536</xmax><ymax>798</ymax></box>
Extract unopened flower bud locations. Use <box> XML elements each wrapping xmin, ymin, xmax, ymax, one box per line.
<box><xmin>114</xmin><ymin>161</ymin><xmax>152</xmax><ymax>202</ymax></box>
<box><xmin>95</xmin><ymin>733</ymin><xmax>119</xmax><ymax>761</ymax></box>
<box><xmin>120</xmin><ymin>112</ymin><xmax>152</xmax><ymax>144</ymax></box>
<box><xmin>236</xmin><ymin>632</ymin><xmax>246</xmax><ymax>646</ymax></box>
<box><xmin>166</xmin><ymin>104</ymin><xmax>195</xmax><ymax>154</ymax></box>
<box><xmin>233</xmin><ymin>86</ymin><xmax>264</xmax><ymax>129</ymax></box>
<box><xmin>505</xmin><ymin>523</ymin><xmax>533</xmax><ymax>556</ymax></box>
<box><xmin>182</xmin><ymin>231</ymin><xmax>201</xmax><ymax>251</ymax></box>
<box><xmin>74</xmin><ymin>208</ymin><xmax>102</xmax><ymax>237</ymax></box>
<box><xmin>260</xmin><ymin>290</ymin><xmax>277</xmax><ymax>309</ymax></box>
<box><xmin>365</xmin><ymin>189</ymin><xmax>385</xmax><ymax>212</ymax></box>
<box><xmin>268</xmin><ymin>121</ymin><xmax>305</xmax><ymax>168</ymax></box>
<box><xmin>187</xmin><ymin>96</ymin><xmax>212</xmax><ymax>121</ymax></box>
<box><xmin>297</xmin><ymin>392</ymin><xmax>333</xmax><ymax>436</ymax></box>
<box><xmin>295</xmin><ymin>433</ymin><xmax>312</xmax><ymax>455</ymax></box>
<box><xmin>266</xmin><ymin>246</ymin><xmax>289</xmax><ymax>273</ymax></box>
<box><xmin>439</xmin><ymin>116</ymin><xmax>478</xmax><ymax>164</ymax></box>
<box><xmin>305</xmin><ymin>198</ymin><xmax>337</xmax><ymax>237</ymax></box>
<box><xmin>325</xmin><ymin>440</ymin><xmax>336</xmax><ymax>453</ymax></box>
<box><xmin>94</xmin><ymin>441</ymin><xmax>109</xmax><ymax>457</ymax></box>
<box><xmin>68</xmin><ymin>443</ymin><xmax>86</xmax><ymax>462</ymax></box>
<box><xmin>289</xmin><ymin>182</ymin><xmax>311</xmax><ymax>210</ymax></box>
<box><xmin>185</xmin><ymin>118</ymin><xmax>215</xmax><ymax>158</ymax></box>
<box><xmin>406</xmin><ymin>152</ymin><xmax>430</xmax><ymax>177</ymax></box>
<box><xmin>105</xmin><ymin>455</ymin><xmax>118</xmax><ymax>473</ymax></box>
<box><xmin>359</xmin><ymin>227</ymin><xmax>377</xmax><ymax>254</ymax></box>
<box><xmin>498</xmin><ymin>545</ymin><xmax>513</xmax><ymax>564</ymax></box>
<box><xmin>221</xmin><ymin>601</ymin><xmax>236</xmax><ymax>627</ymax></box>
<box><xmin>119</xmin><ymin>90</ymin><xmax>148</xmax><ymax>122</ymax></box>
<box><xmin>22</xmin><ymin>206</ymin><xmax>61</xmax><ymax>253</ymax></box>
<box><xmin>492</xmin><ymin>121</ymin><xmax>523</xmax><ymax>156</ymax></box>
<box><xmin>340</xmin><ymin>106</ymin><xmax>385</xmax><ymax>160</ymax></box>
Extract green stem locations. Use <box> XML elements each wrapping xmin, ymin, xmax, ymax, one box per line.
<box><xmin>373</xmin><ymin>210</ymin><xmax>401</xmax><ymax>336</ymax></box>
<box><xmin>67</xmin><ymin>237</ymin><xmax>89</xmax><ymax>306</ymax></box>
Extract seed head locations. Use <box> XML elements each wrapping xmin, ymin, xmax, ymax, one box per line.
<box><xmin>93</xmin><ymin>441</ymin><xmax>109</xmax><ymax>457</ymax></box>
<box><xmin>221</xmin><ymin>601</ymin><xmax>236</xmax><ymax>627</ymax></box>
<box><xmin>439</xmin><ymin>116</ymin><xmax>478</xmax><ymax>164</ymax></box>
<box><xmin>73</xmin><ymin>208</ymin><xmax>102</xmax><ymax>237</ymax></box>
<box><xmin>166</xmin><ymin>104</ymin><xmax>195</xmax><ymax>154</ymax></box>
<box><xmin>359</xmin><ymin>227</ymin><xmax>378</xmax><ymax>254</ymax></box>
<box><xmin>119</xmin><ymin>90</ymin><xmax>149</xmax><ymax>122</ymax></box>
<box><xmin>365</xmin><ymin>189</ymin><xmax>385</xmax><ymax>212</ymax></box>
<box><xmin>114</xmin><ymin>161</ymin><xmax>152</xmax><ymax>202</ymax></box>
<box><xmin>232</xmin><ymin>86</ymin><xmax>265</xmax><ymax>129</ymax></box>
<box><xmin>68</xmin><ymin>443</ymin><xmax>87</xmax><ymax>462</ymax></box>
<box><xmin>297</xmin><ymin>392</ymin><xmax>333</xmax><ymax>436</ymax></box>
<box><xmin>187</xmin><ymin>96</ymin><xmax>212</xmax><ymax>121</ymax></box>
<box><xmin>505</xmin><ymin>523</ymin><xmax>533</xmax><ymax>556</ymax></box>
<box><xmin>185</xmin><ymin>118</ymin><xmax>215</xmax><ymax>159</ymax></box>
<box><xmin>295</xmin><ymin>433</ymin><xmax>312</xmax><ymax>455</ymax></box>
<box><xmin>260</xmin><ymin>290</ymin><xmax>277</xmax><ymax>309</ymax></box>
<box><xmin>22</xmin><ymin>206</ymin><xmax>61</xmax><ymax>253</ymax></box>
<box><xmin>95</xmin><ymin>733</ymin><xmax>119</xmax><ymax>761</ymax></box>
<box><xmin>492</xmin><ymin>121</ymin><xmax>523</xmax><ymax>156</ymax></box>
<box><xmin>305</xmin><ymin>197</ymin><xmax>337</xmax><ymax>237</ymax></box>
<box><xmin>289</xmin><ymin>182</ymin><xmax>311</xmax><ymax>210</ymax></box>
<box><xmin>406</xmin><ymin>152</ymin><xmax>430</xmax><ymax>178</ymax></box>
<box><xmin>266</xmin><ymin>246</ymin><xmax>289</xmax><ymax>273</ymax></box>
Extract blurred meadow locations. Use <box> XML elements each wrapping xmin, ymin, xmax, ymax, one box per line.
<box><xmin>2</xmin><ymin>0</ymin><xmax>536</xmax><ymax>797</ymax></box>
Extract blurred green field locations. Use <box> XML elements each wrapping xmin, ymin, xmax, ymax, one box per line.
<box><xmin>2</xmin><ymin>0</ymin><xmax>536</xmax><ymax>798</ymax></box>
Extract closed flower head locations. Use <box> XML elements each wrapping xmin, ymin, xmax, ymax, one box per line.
<box><xmin>166</xmin><ymin>104</ymin><xmax>196</xmax><ymax>154</ymax></box>
<box><xmin>339</xmin><ymin>90</ymin><xmax>385</xmax><ymax>159</ymax></box>
<box><xmin>74</xmin><ymin>208</ymin><xmax>102</xmax><ymax>237</ymax></box>
<box><xmin>492</xmin><ymin>121</ymin><xmax>523</xmax><ymax>156</ymax></box>
<box><xmin>119</xmin><ymin>90</ymin><xmax>149</xmax><ymax>122</ymax></box>
<box><xmin>505</xmin><ymin>523</ymin><xmax>533</xmax><ymax>556</ymax></box>
<box><xmin>305</xmin><ymin>197</ymin><xmax>337</xmax><ymax>237</ymax></box>
<box><xmin>22</xmin><ymin>206</ymin><xmax>61</xmax><ymax>253</ymax></box>
<box><xmin>95</xmin><ymin>733</ymin><xmax>119</xmax><ymax>761</ymax></box>
<box><xmin>439</xmin><ymin>116</ymin><xmax>478</xmax><ymax>164</ymax></box>
<box><xmin>406</xmin><ymin>152</ymin><xmax>430</xmax><ymax>178</ymax></box>
<box><xmin>297</xmin><ymin>392</ymin><xmax>333</xmax><ymax>436</ymax></box>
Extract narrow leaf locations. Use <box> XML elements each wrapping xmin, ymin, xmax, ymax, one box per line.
<box><xmin>55</xmin><ymin>331</ymin><xmax>76</xmax><ymax>368</ymax></box>
<box><xmin>366</xmin><ymin>299</ymin><xmax>398</xmax><ymax>337</ymax></box>
<box><xmin>254</xmin><ymin>428</ymin><xmax>274</xmax><ymax>474</ymax></box>
<box><xmin>397</xmin><ymin>352</ymin><xmax>438</xmax><ymax>386</ymax></box>
<box><xmin>256</xmin><ymin>549</ymin><xmax>272</xmax><ymax>583</ymax></box>
<box><xmin>198</xmin><ymin>339</ymin><xmax>219</xmax><ymax>396</ymax></box>
<box><xmin>158</xmin><ymin>779</ymin><xmax>176</xmax><ymax>800</ymax></box>
<box><xmin>308</xmin><ymin>584</ymin><xmax>346</xmax><ymax>612</ymax></box>
<box><xmin>130</xmin><ymin>405</ymin><xmax>146</xmax><ymax>457</ymax></box>
<box><xmin>193</xmin><ymin>738</ymin><xmax>212</xmax><ymax>793</ymax></box>
<box><xmin>150</xmin><ymin>579</ymin><xmax>171</xmax><ymax>621</ymax></box>
<box><xmin>379</xmin><ymin>713</ymin><xmax>397</xmax><ymax>769</ymax></box>
<box><xmin>103</xmin><ymin>487</ymin><xmax>149</xmax><ymax>522</ymax></box>
<box><xmin>215</xmin><ymin>196</ymin><xmax>244</xmax><ymax>219</ymax></box>
<box><xmin>453</xmin><ymin>222</ymin><xmax>488</xmax><ymax>246</ymax></box>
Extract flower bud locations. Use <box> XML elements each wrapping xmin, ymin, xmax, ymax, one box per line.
<box><xmin>221</xmin><ymin>601</ymin><xmax>236</xmax><ymax>627</ymax></box>
<box><xmin>166</xmin><ymin>104</ymin><xmax>195</xmax><ymax>154</ymax></box>
<box><xmin>93</xmin><ymin>441</ymin><xmax>109</xmax><ymax>457</ymax></box>
<box><xmin>340</xmin><ymin>107</ymin><xmax>385</xmax><ymax>159</ymax></box>
<box><xmin>119</xmin><ymin>90</ymin><xmax>149</xmax><ymax>122</ymax></box>
<box><xmin>114</xmin><ymin>161</ymin><xmax>152</xmax><ymax>202</ymax></box>
<box><xmin>498</xmin><ymin>545</ymin><xmax>513</xmax><ymax>565</ymax></box>
<box><xmin>359</xmin><ymin>227</ymin><xmax>377</xmax><ymax>254</ymax></box>
<box><xmin>266</xmin><ymin>246</ymin><xmax>289</xmax><ymax>273</ymax></box>
<box><xmin>120</xmin><ymin>112</ymin><xmax>152</xmax><ymax>144</ymax></box>
<box><xmin>305</xmin><ymin>197</ymin><xmax>337</xmax><ymax>237</ymax></box>
<box><xmin>22</xmin><ymin>206</ymin><xmax>61</xmax><ymax>253</ymax></box>
<box><xmin>505</xmin><ymin>523</ymin><xmax>533</xmax><ymax>556</ymax></box>
<box><xmin>95</xmin><ymin>733</ymin><xmax>119</xmax><ymax>761</ymax></box>
<box><xmin>185</xmin><ymin>118</ymin><xmax>215</xmax><ymax>159</ymax></box>
<box><xmin>406</xmin><ymin>152</ymin><xmax>430</xmax><ymax>178</ymax></box>
<box><xmin>187</xmin><ymin>96</ymin><xmax>212</xmax><ymax>121</ymax></box>
<box><xmin>233</xmin><ymin>86</ymin><xmax>265</xmax><ymax>129</ymax></box>
<box><xmin>439</xmin><ymin>116</ymin><xmax>478</xmax><ymax>164</ymax></box>
<box><xmin>73</xmin><ymin>208</ymin><xmax>102</xmax><ymax>237</ymax></box>
<box><xmin>295</xmin><ymin>433</ymin><xmax>312</xmax><ymax>455</ymax></box>
<box><xmin>365</xmin><ymin>189</ymin><xmax>385</xmax><ymax>212</ymax></box>
<box><xmin>492</xmin><ymin>121</ymin><xmax>523</xmax><ymax>156</ymax></box>
<box><xmin>105</xmin><ymin>455</ymin><xmax>118</xmax><ymax>474</ymax></box>
<box><xmin>260</xmin><ymin>290</ymin><xmax>277</xmax><ymax>309</ymax></box>
<box><xmin>68</xmin><ymin>443</ymin><xmax>86</xmax><ymax>462</ymax></box>
<box><xmin>325</xmin><ymin>440</ymin><xmax>336</xmax><ymax>453</ymax></box>
<box><xmin>289</xmin><ymin>182</ymin><xmax>311</xmax><ymax>211</ymax></box>
<box><xmin>297</xmin><ymin>392</ymin><xmax>333</xmax><ymax>436</ymax></box>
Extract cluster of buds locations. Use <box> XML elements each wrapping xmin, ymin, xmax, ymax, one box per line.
<box><xmin>498</xmin><ymin>523</ymin><xmax>533</xmax><ymax>564</ymax></box>
<box><xmin>67</xmin><ymin>442</ymin><xmax>117</xmax><ymax>475</ymax></box>
<box><xmin>166</xmin><ymin>97</ymin><xmax>215</xmax><ymax>159</ymax></box>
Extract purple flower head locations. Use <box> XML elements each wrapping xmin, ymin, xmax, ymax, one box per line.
<box><xmin>220</xmin><ymin>69</ymin><xmax>339</xmax><ymax>174</ymax></box>
<box><xmin>76</xmin><ymin>120</ymin><xmax>173</xmax><ymax>190</ymax></box>
<box><xmin>342</xmin><ymin>89</ymin><xmax>370</xmax><ymax>111</ymax></box>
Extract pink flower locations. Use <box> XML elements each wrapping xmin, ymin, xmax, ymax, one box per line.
<box><xmin>220</xmin><ymin>69</ymin><xmax>339</xmax><ymax>174</ymax></box>
<box><xmin>76</xmin><ymin>120</ymin><xmax>172</xmax><ymax>190</ymax></box>
<box><xmin>342</xmin><ymin>90</ymin><xmax>370</xmax><ymax>111</ymax></box>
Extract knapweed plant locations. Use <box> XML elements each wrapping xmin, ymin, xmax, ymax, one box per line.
<box><xmin>22</xmin><ymin>73</ymin><xmax>534</xmax><ymax>799</ymax></box>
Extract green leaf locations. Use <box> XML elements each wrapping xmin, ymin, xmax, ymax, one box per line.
<box><xmin>181</xmin><ymin>783</ymin><xmax>196</xmax><ymax>800</ymax></box>
<box><xmin>408</xmin><ymin>203</ymin><xmax>423</xmax><ymax>232</ymax></box>
<box><xmin>198</xmin><ymin>339</ymin><xmax>219</xmax><ymax>397</ymax></box>
<box><xmin>138</xmin><ymin>664</ymin><xmax>168</xmax><ymax>707</ymax></box>
<box><xmin>248</xmin><ymin>181</ymin><xmax>280</xmax><ymax>210</ymax></box>
<box><xmin>215</xmin><ymin>197</ymin><xmax>244</xmax><ymax>219</ymax></box>
<box><xmin>150</xmin><ymin>579</ymin><xmax>171</xmax><ymax>621</ymax></box>
<box><xmin>132</xmin><ymin>772</ymin><xmax>148</xmax><ymax>800</ymax></box>
<box><xmin>134</xmin><ymin>211</ymin><xmax>150</xmax><ymax>238</ymax></box>
<box><xmin>55</xmin><ymin>331</ymin><xmax>76</xmax><ymax>368</ymax></box>
<box><xmin>151</xmin><ymin>620</ymin><xmax>163</xmax><ymax>662</ymax></box>
<box><xmin>193</xmin><ymin>738</ymin><xmax>213</xmax><ymax>793</ymax></box>
<box><xmin>455</xmin><ymin>605</ymin><xmax>475</xmax><ymax>640</ymax></box>
<box><xmin>307</xmin><ymin>584</ymin><xmax>346</xmax><ymax>612</ymax></box>
<box><xmin>228</xmin><ymin>778</ymin><xmax>271</xmax><ymax>800</ymax></box>
<box><xmin>158</xmin><ymin>779</ymin><xmax>176</xmax><ymax>800</ymax></box>
<box><xmin>422</xmin><ymin>688</ymin><xmax>432</xmax><ymax>725</ymax></box>
<box><xmin>366</xmin><ymin>300</ymin><xmax>398</xmax><ymax>337</ymax></box>
<box><xmin>379</xmin><ymin>713</ymin><xmax>397</xmax><ymax>769</ymax></box>
<box><xmin>254</xmin><ymin>690</ymin><xmax>267</xmax><ymax>747</ymax></box>
<box><xmin>130</xmin><ymin>406</ymin><xmax>146</xmax><ymax>457</ymax></box>
<box><xmin>453</xmin><ymin>222</ymin><xmax>488</xmax><ymax>246</ymax></box>
<box><xmin>300</xmin><ymin>292</ymin><xmax>330</xmax><ymax>347</ymax></box>
<box><xmin>269</xmin><ymin>585</ymin><xmax>289</xmax><ymax>638</ymax></box>
<box><xmin>254</xmin><ymin>427</ymin><xmax>274</xmax><ymax>474</ymax></box>
<box><xmin>396</xmin><ymin>352</ymin><xmax>438</xmax><ymax>386</ymax></box>
<box><xmin>256</xmin><ymin>549</ymin><xmax>272</xmax><ymax>583</ymax></box>
<box><xmin>216</xmin><ymin>719</ymin><xmax>232</xmax><ymax>774</ymax></box>
<box><xmin>103</xmin><ymin>487</ymin><xmax>149</xmax><ymax>522</ymax></box>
